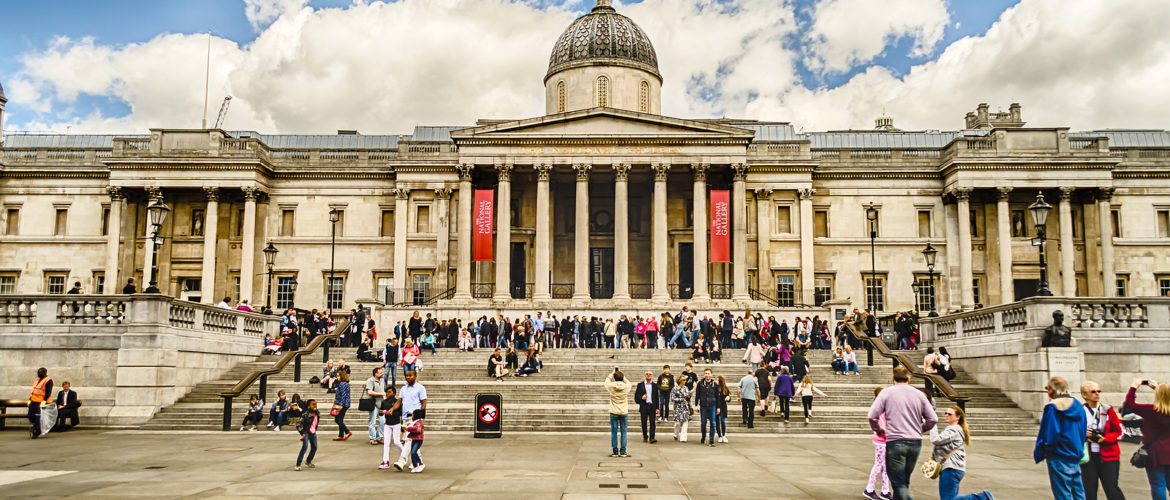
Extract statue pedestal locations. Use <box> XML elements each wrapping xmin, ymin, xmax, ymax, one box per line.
<box><xmin>1017</xmin><ymin>347</ymin><xmax>1084</xmax><ymax>419</ymax></box>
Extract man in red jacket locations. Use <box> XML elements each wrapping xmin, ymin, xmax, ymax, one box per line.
<box><xmin>1079</xmin><ymin>380</ymin><xmax>1124</xmax><ymax>500</ymax></box>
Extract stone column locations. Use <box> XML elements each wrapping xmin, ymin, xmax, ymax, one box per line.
<box><xmin>1097</xmin><ymin>188</ymin><xmax>1116</xmax><ymax>297</ymax></box>
<box><xmin>141</xmin><ymin>187</ymin><xmax>162</xmax><ymax>292</ymax></box>
<box><xmin>1059</xmin><ymin>187</ymin><xmax>1076</xmax><ymax>297</ymax></box>
<box><xmin>393</xmin><ymin>188</ymin><xmax>410</xmax><ymax>302</ymax></box>
<box><xmin>493</xmin><ymin>164</ymin><xmax>513</xmax><ymax>301</ymax></box>
<box><xmin>612</xmin><ymin>163</ymin><xmax>631</xmax><ymax>300</ymax></box>
<box><xmin>104</xmin><ymin>187</ymin><xmax>125</xmax><ymax>295</ymax></box>
<box><xmin>651</xmin><ymin>163</ymin><xmax>670</xmax><ymax>300</ymax></box>
<box><xmin>572</xmin><ymin>163</ymin><xmax>591</xmax><ymax>300</ymax></box>
<box><xmin>453</xmin><ymin>164</ymin><xmax>474</xmax><ymax>300</ymax></box>
<box><xmin>731</xmin><ymin>164</ymin><xmax>750</xmax><ymax>300</ymax></box>
<box><xmin>534</xmin><ymin>163</ymin><xmax>553</xmax><ymax>301</ymax></box>
<box><xmin>434</xmin><ymin>188</ymin><xmax>452</xmax><ymax>294</ymax></box>
<box><xmin>943</xmin><ymin>199</ymin><xmax>960</xmax><ymax>311</ymax></box>
<box><xmin>756</xmin><ymin>188</ymin><xmax>774</xmax><ymax>296</ymax></box>
<box><xmin>798</xmin><ymin>188</ymin><xmax>815</xmax><ymax>305</ymax></box>
<box><xmin>692</xmin><ymin>163</ymin><xmax>710</xmax><ymax>300</ymax></box>
<box><xmin>955</xmin><ymin>188</ymin><xmax>974</xmax><ymax>309</ymax></box>
<box><xmin>200</xmin><ymin>188</ymin><xmax>220</xmax><ymax>303</ymax></box>
<box><xmin>996</xmin><ymin>187</ymin><xmax>1013</xmax><ymax>303</ymax></box>
<box><xmin>239</xmin><ymin>187</ymin><xmax>258</xmax><ymax>303</ymax></box>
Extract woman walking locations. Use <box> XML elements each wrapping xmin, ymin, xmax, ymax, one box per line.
<box><xmin>333</xmin><ymin>371</ymin><xmax>352</xmax><ymax>441</ymax></box>
<box><xmin>671</xmin><ymin>375</ymin><xmax>692</xmax><ymax>442</ymax></box>
<box><xmin>295</xmin><ymin>400</ymin><xmax>319</xmax><ymax>471</ymax></box>
<box><xmin>773</xmin><ymin>366</ymin><xmax>795</xmax><ymax>424</ymax></box>
<box><xmin>1124</xmin><ymin>377</ymin><xmax>1170</xmax><ymax>500</ymax></box>
<box><xmin>929</xmin><ymin>406</ymin><xmax>994</xmax><ymax>500</ymax></box>
<box><xmin>796</xmin><ymin>375</ymin><xmax>827</xmax><ymax>423</ymax></box>
<box><xmin>864</xmin><ymin>386</ymin><xmax>892</xmax><ymax>500</ymax></box>
<box><xmin>715</xmin><ymin>375</ymin><xmax>730</xmax><ymax>443</ymax></box>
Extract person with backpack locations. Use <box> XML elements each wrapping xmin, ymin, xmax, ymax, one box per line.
<box><xmin>1079</xmin><ymin>380</ymin><xmax>1124</xmax><ymax>500</ymax></box>
<box><xmin>294</xmin><ymin>399</ymin><xmax>319</xmax><ymax>471</ymax></box>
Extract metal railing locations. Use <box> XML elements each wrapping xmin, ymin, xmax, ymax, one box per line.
<box><xmin>591</xmin><ymin>283</ymin><xmax>614</xmax><ymax>299</ymax></box>
<box><xmin>708</xmin><ymin>284</ymin><xmax>732</xmax><ymax>300</ymax></box>
<box><xmin>842</xmin><ymin>320</ymin><xmax>968</xmax><ymax>410</ymax></box>
<box><xmin>471</xmin><ymin>283</ymin><xmax>494</xmax><ymax>299</ymax></box>
<box><xmin>218</xmin><ymin>318</ymin><xmax>349</xmax><ymax>431</ymax></box>
<box><xmin>629</xmin><ymin>283</ymin><xmax>653</xmax><ymax>300</ymax></box>
<box><xmin>668</xmin><ymin>283</ymin><xmax>692</xmax><ymax>300</ymax></box>
<box><xmin>749</xmin><ymin>288</ymin><xmax>780</xmax><ymax>308</ymax></box>
<box><xmin>423</xmin><ymin>287</ymin><xmax>456</xmax><ymax>306</ymax></box>
<box><xmin>551</xmin><ymin>283</ymin><xmax>574</xmax><ymax>299</ymax></box>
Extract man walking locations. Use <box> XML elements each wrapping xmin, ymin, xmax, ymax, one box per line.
<box><xmin>867</xmin><ymin>366</ymin><xmax>937</xmax><ymax>500</ymax></box>
<box><xmin>390</xmin><ymin>369</ymin><xmax>427</xmax><ymax>470</ymax></box>
<box><xmin>1034</xmin><ymin>376</ymin><xmax>1088</xmax><ymax>500</ymax></box>
<box><xmin>635</xmin><ymin>370</ymin><xmax>658</xmax><ymax>443</ymax></box>
<box><xmin>737</xmin><ymin>368</ymin><xmax>760</xmax><ymax>429</ymax></box>
<box><xmin>656</xmin><ymin>365</ymin><xmax>674</xmax><ymax>421</ymax></box>
<box><xmin>382</xmin><ymin>336</ymin><xmax>399</xmax><ymax>387</ymax></box>
<box><xmin>604</xmin><ymin>368</ymin><xmax>631</xmax><ymax>457</ymax></box>
<box><xmin>694</xmin><ymin>368</ymin><xmax>720</xmax><ymax>447</ymax></box>
<box><xmin>365</xmin><ymin>367</ymin><xmax>387</xmax><ymax>445</ymax></box>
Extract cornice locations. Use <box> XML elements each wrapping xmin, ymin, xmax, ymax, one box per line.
<box><xmin>455</xmin><ymin>138</ymin><xmax>750</xmax><ymax>147</ymax></box>
<box><xmin>813</xmin><ymin>170</ymin><xmax>940</xmax><ymax>180</ymax></box>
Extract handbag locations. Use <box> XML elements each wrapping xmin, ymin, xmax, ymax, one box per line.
<box><xmin>358</xmin><ymin>397</ymin><xmax>375</xmax><ymax>412</ymax></box>
<box><xmin>1131</xmin><ymin>424</ymin><xmax>1169</xmax><ymax>469</ymax></box>
<box><xmin>921</xmin><ymin>447</ymin><xmax>960</xmax><ymax>479</ymax></box>
<box><xmin>329</xmin><ymin>403</ymin><xmax>342</xmax><ymax>417</ymax></box>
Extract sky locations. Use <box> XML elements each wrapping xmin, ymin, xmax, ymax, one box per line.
<box><xmin>1</xmin><ymin>0</ymin><xmax>1168</xmax><ymax>135</ymax></box>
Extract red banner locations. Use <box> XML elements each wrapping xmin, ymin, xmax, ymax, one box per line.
<box><xmin>710</xmin><ymin>190</ymin><xmax>731</xmax><ymax>263</ymax></box>
<box><xmin>473</xmin><ymin>189</ymin><xmax>494</xmax><ymax>261</ymax></box>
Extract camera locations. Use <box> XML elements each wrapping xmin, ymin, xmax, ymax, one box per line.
<box><xmin>1088</xmin><ymin>429</ymin><xmax>1101</xmax><ymax>442</ymax></box>
<box><xmin>1143</xmin><ymin>380</ymin><xmax>1154</xmax><ymax>387</ymax></box>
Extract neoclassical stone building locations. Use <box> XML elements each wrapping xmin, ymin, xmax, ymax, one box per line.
<box><xmin>2</xmin><ymin>0</ymin><xmax>1169</xmax><ymax>316</ymax></box>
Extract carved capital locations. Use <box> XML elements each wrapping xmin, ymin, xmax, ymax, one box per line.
<box><xmin>651</xmin><ymin>163</ymin><xmax>671</xmax><ymax>182</ymax></box>
<box><xmin>691</xmin><ymin>163</ymin><xmax>709</xmax><ymax>181</ymax></box>
<box><xmin>997</xmin><ymin>187</ymin><xmax>1013</xmax><ymax>200</ymax></box>
<box><xmin>731</xmin><ymin>163</ymin><xmax>749</xmax><ymax>181</ymax></box>
<box><xmin>612</xmin><ymin>163</ymin><xmax>631</xmax><ymax>181</ymax></box>
<box><xmin>534</xmin><ymin>163</ymin><xmax>553</xmax><ymax>182</ymax></box>
<box><xmin>240</xmin><ymin>186</ymin><xmax>258</xmax><ymax>202</ymax></box>
<box><xmin>145</xmin><ymin>186</ymin><xmax>163</xmax><ymax>202</ymax></box>
<box><xmin>754</xmin><ymin>188</ymin><xmax>774</xmax><ymax>200</ymax></box>
<box><xmin>1058</xmin><ymin>186</ymin><xmax>1075</xmax><ymax>201</ymax></box>
<box><xmin>1097</xmin><ymin>187</ymin><xmax>1114</xmax><ymax>201</ymax></box>
<box><xmin>455</xmin><ymin>163</ymin><xmax>474</xmax><ymax>182</ymax></box>
<box><xmin>797</xmin><ymin>188</ymin><xmax>815</xmax><ymax>201</ymax></box>
<box><xmin>203</xmin><ymin>187</ymin><xmax>220</xmax><ymax>203</ymax></box>
<box><xmin>572</xmin><ymin>163</ymin><xmax>591</xmax><ymax>181</ymax></box>
<box><xmin>953</xmin><ymin>187</ymin><xmax>972</xmax><ymax>202</ymax></box>
<box><xmin>107</xmin><ymin>186</ymin><xmax>125</xmax><ymax>201</ymax></box>
<box><xmin>434</xmin><ymin>188</ymin><xmax>453</xmax><ymax>200</ymax></box>
<box><xmin>496</xmin><ymin>163</ymin><xmax>513</xmax><ymax>182</ymax></box>
<box><xmin>393</xmin><ymin>188</ymin><xmax>410</xmax><ymax>200</ymax></box>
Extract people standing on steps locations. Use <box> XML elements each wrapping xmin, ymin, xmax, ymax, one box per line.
<box><xmin>930</xmin><ymin>406</ymin><xmax>995</xmax><ymax>500</ymax></box>
<box><xmin>400</xmin><ymin>339</ymin><xmax>420</xmax><ymax>378</ymax></box>
<box><xmin>1079</xmin><ymin>380</ymin><xmax>1124</xmax><ymax>500</ymax></box>
<box><xmin>754</xmin><ymin>364</ymin><xmax>771</xmax><ymax>417</ymax></box>
<box><xmin>656</xmin><ymin>365</ymin><xmax>674</xmax><ymax>422</ymax></box>
<box><xmin>382</xmin><ymin>336</ymin><xmax>399</xmax><ymax>388</ymax></box>
<box><xmin>365</xmin><ymin>367</ymin><xmax>387</xmax><ymax>445</ymax></box>
<box><xmin>294</xmin><ymin>399</ymin><xmax>319</xmax><ymax>471</ymax></box>
<box><xmin>1123</xmin><ymin>377</ymin><xmax>1170</xmax><ymax>500</ymax></box>
<box><xmin>923</xmin><ymin>347</ymin><xmax>940</xmax><ymax>397</ymax></box>
<box><xmin>604</xmin><ymin>368</ymin><xmax>631</xmax><ymax>457</ymax></box>
<box><xmin>773</xmin><ymin>366</ymin><xmax>795</xmax><ymax>424</ymax></box>
<box><xmin>694</xmin><ymin>368</ymin><xmax>720</xmax><ymax>447</ymax></box>
<box><xmin>682</xmin><ymin>363</ymin><xmax>699</xmax><ymax>402</ymax></box>
<box><xmin>796</xmin><ymin>375</ymin><xmax>827</xmax><ymax>424</ymax></box>
<box><xmin>635</xmin><ymin>370</ymin><xmax>658</xmax><ymax>444</ymax></box>
<box><xmin>865</xmin><ymin>385</ymin><xmax>892</xmax><ymax>500</ymax></box>
<box><xmin>332</xmin><ymin>370</ymin><xmax>352</xmax><ymax>441</ymax></box>
<box><xmin>868</xmin><ymin>366</ymin><xmax>937</xmax><ymax>500</ymax></box>
<box><xmin>1034</xmin><ymin>376</ymin><xmax>1088</xmax><ymax>500</ymax></box>
<box><xmin>743</xmin><ymin>339</ymin><xmax>765</xmax><ymax>372</ymax></box>
<box><xmin>737</xmin><ymin>368</ymin><xmax>760</xmax><ymax>430</ymax></box>
<box><xmin>671</xmin><ymin>374</ymin><xmax>692</xmax><ymax>442</ymax></box>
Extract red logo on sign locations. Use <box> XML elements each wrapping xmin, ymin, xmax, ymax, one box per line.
<box><xmin>478</xmin><ymin>403</ymin><xmax>498</xmax><ymax>424</ymax></box>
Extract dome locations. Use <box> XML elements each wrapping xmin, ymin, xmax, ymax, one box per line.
<box><xmin>545</xmin><ymin>0</ymin><xmax>660</xmax><ymax>83</ymax></box>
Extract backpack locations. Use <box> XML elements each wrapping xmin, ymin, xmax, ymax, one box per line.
<box><xmin>296</xmin><ymin>413</ymin><xmax>313</xmax><ymax>434</ymax></box>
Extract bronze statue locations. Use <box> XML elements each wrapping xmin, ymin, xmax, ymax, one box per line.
<box><xmin>1041</xmin><ymin>310</ymin><xmax>1072</xmax><ymax>348</ymax></box>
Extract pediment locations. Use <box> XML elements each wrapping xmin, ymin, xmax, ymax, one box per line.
<box><xmin>450</xmin><ymin>108</ymin><xmax>755</xmax><ymax>142</ymax></box>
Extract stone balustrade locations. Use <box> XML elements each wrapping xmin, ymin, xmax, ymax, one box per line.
<box><xmin>0</xmin><ymin>294</ymin><xmax>278</xmax><ymax>337</ymax></box>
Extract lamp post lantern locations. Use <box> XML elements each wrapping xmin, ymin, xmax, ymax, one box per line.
<box><xmin>144</xmin><ymin>199</ymin><xmax>171</xmax><ymax>293</ymax></box>
<box><xmin>866</xmin><ymin>203</ymin><xmax>879</xmax><ymax>313</ymax></box>
<box><xmin>328</xmin><ymin>208</ymin><xmax>340</xmax><ymax>310</ymax></box>
<box><xmin>1029</xmin><ymin>193</ymin><xmax>1053</xmax><ymax>297</ymax></box>
<box><xmin>922</xmin><ymin>242</ymin><xmax>939</xmax><ymax>317</ymax></box>
<box><xmin>262</xmin><ymin>242</ymin><xmax>278</xmax><ymax>314</ymax></box>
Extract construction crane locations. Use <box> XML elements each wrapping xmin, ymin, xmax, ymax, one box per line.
<box><xmin>213</xmin><ymin>96</ymin><xmax>232</xmax><ymax>129</ymax></box>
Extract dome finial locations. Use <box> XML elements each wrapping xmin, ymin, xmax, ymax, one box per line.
<box><xmin>593</xmin><ymin>0</ymin><xmax>615</xmax><ymax>12</ymax></box>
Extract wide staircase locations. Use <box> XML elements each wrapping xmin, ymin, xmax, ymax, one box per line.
<box><xmin>143</xmin><ymin>346</ymin><xmax>1037</xmax><ymax>436</ymax></box>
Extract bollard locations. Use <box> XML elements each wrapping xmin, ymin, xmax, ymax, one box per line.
<box><xmin>866</xmin><ymin>344</ymin><xmax>874</xmax><ymax>366</ymax></box>
<box><xmin>222</xmin><ymin>396</ymin><xmax>233</xmax><ymax>431</ymax></box>
<box><xmin>259</xmin><ymin>375</ymin><xmax>267</xmax><ymax>402</ymax></box>
<box><xmin>294</xmin><ymin>355</ymin><xmax>302</xmax><ymax>382</ymax></box>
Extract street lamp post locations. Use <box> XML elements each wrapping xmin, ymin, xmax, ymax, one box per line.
<box><xmin>262</xmin><ymin>242</ymin><xmax>279</xmax><ymax>314</ymax></box>
<box><xmin>144</xmin><ymin>199</ymin><xmax>171</xmax><ymax>294</ymax></box>
<box><xmin>922</xmin><ymin>242</ymin><xmax>939</xmax><ymax>317</ymax></box>
<box><xmin>1029</xmin><ymin>193</ymin><xmax>1054</xmax><ymax>297</ymax></box>
<box><xmin>328</xmin><ymin>208</ymin><xmax>340</xmax><ymax>310</ymax></box>
<box><xmin>865</xmin><ymin>203</ymin><xmax>879</xmax><ymax>313</ymax></box>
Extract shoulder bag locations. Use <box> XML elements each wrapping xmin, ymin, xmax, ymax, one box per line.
<box><xmin>921</xmin><ymin>446</ymin><xmax>961</xmax><ymax>480</ymax></box>
<box><xmin>358</xmin><ymin>397</ymin><xmax>375</xmax><ymax>412</ymax></box>
<box><xmin>1131</xmin><ymin>423</ymin><xmax>1169</xmax><ymax>469</ymax></box>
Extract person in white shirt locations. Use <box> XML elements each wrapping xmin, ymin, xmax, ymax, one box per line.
<box><xmin>216</xmin><ymin>296</ymin><xmax>232</xmax><ymax>309</ymax></box>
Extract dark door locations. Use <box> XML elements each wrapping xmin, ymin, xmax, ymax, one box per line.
<box><xmin>678</xmin><ymin>243</ymin><xmax>694</xmax><ymax>299</ymax></box>
<box><xmin>1014</xmin><ymin>279</ymin><xmax>1038</xmax><ymax>302</ymax></box>
<box><xmin>590</xmin><ymin>248</ymin><xmax>614</xmax><ymax>299</ymax></box>
<box><xmin>510</xmin><ymin>242</ymin><xmax>526</xmax><ymax>299</ymax></box>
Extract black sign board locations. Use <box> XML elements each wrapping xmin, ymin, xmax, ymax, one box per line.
<box><xmin>474</xmin><ymin>393</ymin><xmax>502</xmax><ymax>438</ymax></box>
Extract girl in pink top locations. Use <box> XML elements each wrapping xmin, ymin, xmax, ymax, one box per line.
<box><xmin>866</xmin><ymin>386</ymin><xmax>892</xmax><ymax>500</ymax></box>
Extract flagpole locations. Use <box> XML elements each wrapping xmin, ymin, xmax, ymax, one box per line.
<box><xmin>201</xmin><ymin>29</ymin><xmax>211</xmax><ymax>129</ymax></box>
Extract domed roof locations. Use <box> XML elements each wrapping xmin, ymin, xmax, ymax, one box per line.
<box><xmin>546</xmin><ymin>0</ymin><xmax>660</xmax><ymax>82</ymax></box>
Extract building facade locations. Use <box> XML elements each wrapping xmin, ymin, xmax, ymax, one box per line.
<box><xmin>2</xmin><ymin>1</ymin><xmax>1170</xmax><ymax>315</ymax></box>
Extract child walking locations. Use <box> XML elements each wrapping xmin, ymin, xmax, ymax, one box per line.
<box><xmin>796</xmin><ymin>375</ymin><xmax>828</xmax><ymax>423</ymax></box>
<box><xmin>378</xmin><ymin>386</ymin><xmax>410</xmax><ymax>470</ymax></box>
<box><xmin>295</xmin><ymin>400</ymin><xmax>319</xmax><ymax>471</ymax></box>
<box><xmin>404</xmin><ymin>409</ymin><xmax>425</xmax><ymax>473</ymax></box>
<box><xmin>864</xmin><ymin>386</ymin><xmax>892</xmax><ymax>499</ymax></box>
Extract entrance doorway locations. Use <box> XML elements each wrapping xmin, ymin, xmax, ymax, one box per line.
<box><xmin>590</xmin><ymin>247</ymin><xmax>614</xmax><ymax>299</ymax></box>
<box><xmin>1014</xmin><ymin>279</ymin><xmax>1039</xmax><ymax>301</ymax></box>
<box><xmin>678</xmin><ymin>243</ymin><xmax>694</xmax><ymax>299</ymax></box>
<box><xmin>510</xmin><ymin>242</ymin><xmax>527</xmax><ymax>299</ymax></box>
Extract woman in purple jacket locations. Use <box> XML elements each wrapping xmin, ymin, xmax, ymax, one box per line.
<box><xmin>773</xmin><ymin>366</ymin><xmax>796</xmax><ymax>424</ymax></box>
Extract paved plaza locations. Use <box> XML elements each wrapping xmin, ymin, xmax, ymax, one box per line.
<box><xmin>0</xmin><ymin>429</ymin><xmax>1154</xmax><ymax>499</ymax></box>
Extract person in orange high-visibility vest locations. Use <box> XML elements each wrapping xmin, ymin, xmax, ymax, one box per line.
<box><xmin>28</xmin><ymin>367</ymin><xmax>53</xmax><ymax>439</ymax></box>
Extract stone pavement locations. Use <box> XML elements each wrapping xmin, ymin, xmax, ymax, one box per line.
<box><xmin>0</xmin><ymin>429</ymin><xmax>1154</xmax><ymax>499</ymax></box>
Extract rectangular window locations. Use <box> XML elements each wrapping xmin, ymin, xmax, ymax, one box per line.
<box><xmin>1111</xmin><ymin>209</ymin><xmax>1120</xmax><ymax>238</ymax></box>
<box><xmin>917</xmin><ymin>210</ymin><xmax>932</xmax><ymax>238</ymax></box>
<box><xmin>102</xmin><ymin>207</ymin><xmax>111</xmax><ymax>236</ymax></box>
<box><xmin>191</xmin><ymin>208</ymin><xmax>205</xmax><ymax>237</ymax></box>
<box><xmin>776</xmin><ymin>275</ymin><xmax>795</xmax><ymax>307</ymax></box>
<box><xmin>326</xmin><ymin>276</ymin><xmax>344</xmax><ymax>310</ymax></box>
<box><xmin>6</xmin><ymin>208</ymin><xmax>19</xmax><ymax>235</ymax></box>
<box><xmin>235</xmin><ymin>209</ymin><xmax>245</xmax><ymax>237</ymax></box>
<box><xmin>1158</xmin><ymin>210</ymin><xmax>1170</xmax><ymax>238</ymax></box>
<box><xmin>775</xmin><ymin>206</ymin><xmax>792</xmax><ymax>234</ymax></box>
<box><xmin>1116</xmin><ymin>275</ymin><xmax>1128</xmax><ymax>298</ymax></box>
<box><xmin>93</xmin><ymin>272</ymin><xmax>105</xmax><ymax>294</ymax></box>
<box><xmin>0</xmin><ymin>274</ymin><xmax>17</xmax><ymax>293</ymax></box>
<box><xmin>412</xmin><ymin>274</ymin><xmax>430</xmax><ymax>306</ymax></box>
<box><xmin>416</xmin><ymin>205</ymin><xmax>431</xmax><ymax>233</ymax></box>
<box><xmin>280</xmin><ymin>209</ymin><xmax>294</xmax><ymax>236</ymax></box>
<box><xmin>972</xmin><ymin>277</ymin><xmax>983</xmax><ymax>306</ymax></box>
<box><xmin>969</xmin><ymin>209</ymin><xmax>980</xmax><ymax>237</ymax></box>
<box><xmin>54</xmin><ymin>209</ymin><xmax>68</xmax><ymax>236</ymax></box>
<box><xmin>377</xmin><ymin>276</ymin><xmax>394</xmax><ymax>305</ymax></box>
<box><xmin>381</xmin><ymin>210</ymin><xmax>394</xmax><ymax>237</ymax></box>
<box><xmin>46</xmin><ymin>273</ymin><xmax>67</xmax><ymax>294</ymax></box>
<box><xmin>865</xmin><ymin>276</ymin><xmax>885</xmax><ymax>312</ymax></box>
<box><xmin>276</xmin><ymin>277</ymin><xmax>296</xmax><ymax>309</ymax></box>
<box><xmin>1011</xmin><ymin>209</ymin><xmax>1027</xmax><ymax>238</ymax></box>
<box><xmin>233</xmin><ymin>275</ymin><xmax>241</xmax><ymax>302</ymax></box>
<box><xmin>914</xmin><ymin>276</ymin><xmax>936</xmax><ymax>314</ymax></box>
<box><xmin>813</xmin><ymin>210</ymin><xmax>828</xmax><ymax>238</ymax></box>
<box><xmin>814</xmin><ymin>276</ymin><xmax>833</xmax><ymax>307</ymax></box>
<box><xmin>1159</xmin><ymin>276</ymin><xmax>1170</xmax><ymax>297</ymax></box>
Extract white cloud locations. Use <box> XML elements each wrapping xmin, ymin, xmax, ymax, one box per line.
<box><xmin>803</xmin><ymin>0</ymin><xmax>949</xmax><ymax>73</ymax></box>
<box><xmin>244</xmin><ymin>0</ymin><xmax>311</xmax><ymax>31</ymax></box>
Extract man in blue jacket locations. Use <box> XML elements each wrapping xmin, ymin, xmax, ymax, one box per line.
<box><xmin>1033</xmin><ymin>376</ymin><xmax>1087</xmax><ymax>500</ymax></box>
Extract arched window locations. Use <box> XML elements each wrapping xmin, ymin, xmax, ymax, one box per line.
<box><xmin>639</xmin><ymin>81</ymin><xmax>649</xmax><ymax>112</ymax></box>
<box><xmin>596</xmin><ymin>76</ymin><xmax>609</xmax><ymax>107</ymax></box>
<box><xmin>557</xmin><ymin>81</ymin><xmax>566</xmax><ymax>113</ymax></box>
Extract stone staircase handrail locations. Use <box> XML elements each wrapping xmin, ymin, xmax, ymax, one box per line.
<box><xmin>842</xmin><ymin>320</ymin><xmax>969</xmax><ymax>409</ymax></box>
